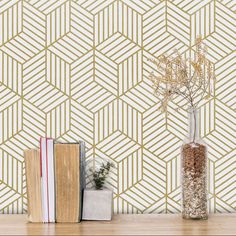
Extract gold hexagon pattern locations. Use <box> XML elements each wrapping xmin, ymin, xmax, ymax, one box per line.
<box><xmin>0</xmin><ymin>0</ymin><xmax>236</xmax><ymax>213</ymax></box>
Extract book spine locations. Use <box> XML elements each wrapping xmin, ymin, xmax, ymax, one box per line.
<box><xmin>40</xmin><ymin>137</ymin><xmax>50</xmax><ymax>223</ymax></box>
<box><xmin>46</xmin><ymin>138</ymin><xmax>50</xmax><ymax>222</ymax></box>
<box><xmin>24</xmin><ymin>149</ymin><xmax>43</xmax><ymax>222</ymax></box>
<box><xmin>40</xmin><ymin>138</ymin><xmax>42</xmax><ymax>177</ymax></box>
<box><xmin>79</xmin><ymin>141</ymin><xmax>86</xmax><ymax>221</ymax></box>
<box><xmin>47</xmin><ymin>138</ymin><xmax>55</xmax><ymax>223</ymax></box>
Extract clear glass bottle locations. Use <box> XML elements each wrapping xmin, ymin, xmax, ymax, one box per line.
<box><xmin>181</xmin><ymin>108</ymin><xmax>208</xmax><ymax>219</ymax></box>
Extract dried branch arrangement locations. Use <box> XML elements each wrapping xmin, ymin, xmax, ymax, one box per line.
<box><xmin>148</xmin><ymin>37</ymin><xmax>215</xmax><ymax>220</ymax></box>
<box><xmin>148</xmin><ymin>36</ymin><xmax>214</xmax><ymax>142</ymax></box>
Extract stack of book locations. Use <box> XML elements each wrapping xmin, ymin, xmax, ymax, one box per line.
<box><xmin>24</xmin><ymin>138</ymin><xmax>85</xmax><ymax>223</ymax></box>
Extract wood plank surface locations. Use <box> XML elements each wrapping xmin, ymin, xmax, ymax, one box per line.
<box><xmin>0</xmin><ymin>214</ymin><xmax>236</xmax><ymax>235</ymax></box>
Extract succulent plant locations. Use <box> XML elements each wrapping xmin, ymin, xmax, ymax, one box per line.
<box><xmin>91</xmin><ymin>161</ymin><xmax>114</xmax><ymax>190</ymax></box>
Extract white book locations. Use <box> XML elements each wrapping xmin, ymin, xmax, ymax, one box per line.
<box><xmin>47</xmin><ymin>138</ymin><xmax>55</xmax><ymax>223</ymax></box>
<box><xmin>40</xmin><ymin>138</ymin><xmax>55</xmax><ymax>223</ymax></box>
<box><xmin>40</xmin><ymin>138</ymin><xmax>49</xmax><ymax>223</ymax></box>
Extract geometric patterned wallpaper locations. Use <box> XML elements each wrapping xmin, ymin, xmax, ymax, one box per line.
<box><xmin>0</xmin><ymin>0</ymin><xmax>235</xmax><ymax>214</ymax></box>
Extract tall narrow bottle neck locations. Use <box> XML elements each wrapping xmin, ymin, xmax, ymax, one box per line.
<box><xmin>188</xmin><ymin>108</ymin><xmax>200</xmax><ymax>142</ymax></box>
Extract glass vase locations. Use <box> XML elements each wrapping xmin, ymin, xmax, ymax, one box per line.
<box><xmin>181</xmin><ymin>108</ymin><xmax>208</xmax><ymax>220</ymax></box>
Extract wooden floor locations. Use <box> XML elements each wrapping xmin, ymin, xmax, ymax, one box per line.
<box><xmin>0</xmin><ymin>214</ymin><xmax>236</xmax><ymax>235</ymax></box>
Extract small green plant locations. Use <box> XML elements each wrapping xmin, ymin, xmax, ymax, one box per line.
<box><xmin>91</xmin><ymin>161</ymin><xmax>114</xmax><ymax>190</ymax></box>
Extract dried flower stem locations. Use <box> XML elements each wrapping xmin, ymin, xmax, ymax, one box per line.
<box><xmin>148</xmin><ymin>36</ymin><xmax>214</xmax><ymax>143</ymax></box>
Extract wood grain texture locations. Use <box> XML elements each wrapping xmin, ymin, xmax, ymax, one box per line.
<box><xmin>54</xmin><ymin>144</ymin><xmax>80</xmax><ymax>223</ymax></box>
<box><xmin>0</xmin><ymin>214</ymin><xmax>236</xmax><ymax>235</ymax></box>
<box><xmin>24</xmin><ymin>149</ymin><xmax>42</xmax><ymax>222</ymax></box>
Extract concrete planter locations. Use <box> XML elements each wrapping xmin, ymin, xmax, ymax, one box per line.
<box><xmin>82</xmin><ymin>188</ymin><xmax>113</xmax><ymax>221</ymax></box>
